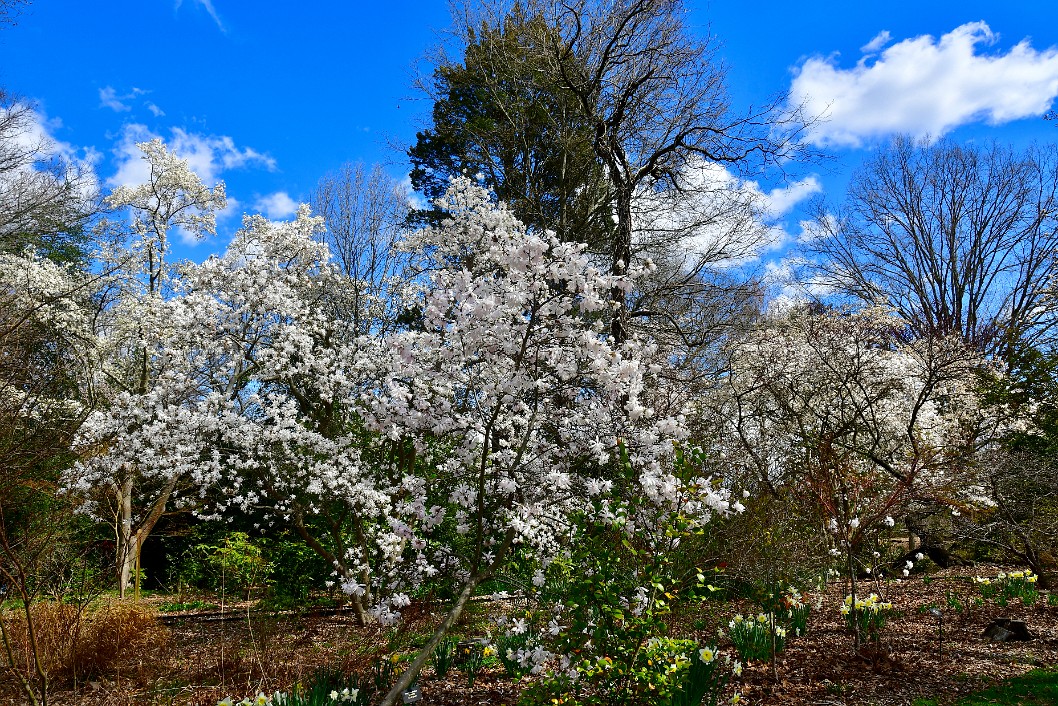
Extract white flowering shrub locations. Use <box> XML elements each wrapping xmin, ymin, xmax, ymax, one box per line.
<box><xmin>519</xmin><ymin>443</ymin><xmax>740</xmax><ymax>706</ymax></box>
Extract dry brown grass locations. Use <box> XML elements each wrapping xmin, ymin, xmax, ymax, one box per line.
<box><xmin>2</xmin><ymin>600</ymin><xmax>168</xmax><ymax>686</ymax></box>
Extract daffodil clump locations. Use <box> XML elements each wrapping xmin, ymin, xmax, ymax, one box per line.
<box><xmin>217</xmin><ymin>665</ymin><xmax>368</xmax><ymax>706</ymax></box>
<box><xmin>457</xmin><ymin>642</ymin><xmax>491</xmax><ymax>688</ymax></box>
<box><xmin>779</xmin><ymin>587</ymin><xmax>814</xmax><ymax>637</ymax></box>
<box><xmin>217</xmin><ymin>686</ymin><xmax>364</xmax><ymax>706</ymax></box>
<box><xmin>973</xmin><ymin>569</ymin><xmax>1039</xmax><ymax>606</ymax></box>
<box><xmin>840</xmin><ymin>593</ymin><xmax>893</xmax><ymax>643</ymax></box>
<box><xmin>727</xmin><ymin>613</ymin><xmax>788</xmax><ymax>662</ymax></box>
<box><xmin>639</xmin><ymin>638</ymin><xmax>735</xmax><ymax>706</ymax></box>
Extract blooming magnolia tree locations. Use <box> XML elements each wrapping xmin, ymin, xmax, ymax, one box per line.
<box><xmin>67</xmin><ymin>139</ymin><xmax>226</xmax><ymax>596</ymax></box>
<box><xmin>364</xmin><ymin>179</ymin><xmax>729</xmax><ymax>704</ymax></box>
<box><xmin>71</xmin><ymin>196</ymin><xmax>410</xmax><ymax>621</ymax></box>
<box><xmin>716</xmin><ymin>305</ymin><xmax>989</xmax><ymax>506</ymax></box>
<box><xmin>68</xmin><ymin>165</ymin><xmax>733</xmax><ymax>700</ymax></box>
<box><xmin>711</xmin><ymin>305</ymin><xmax>991</xmax><ymax>650</ymax></box>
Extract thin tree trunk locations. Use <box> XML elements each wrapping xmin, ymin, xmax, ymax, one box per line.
<box><xmin>379</xmin><ymin>529</ymin><xmax>516</xmax><ymax>706</ymax></box>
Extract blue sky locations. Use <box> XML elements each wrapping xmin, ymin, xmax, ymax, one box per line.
<box><xmin>2</xmin><ymin>0</ymin><xmax>1057</xmax><ymax>262</ymax></box>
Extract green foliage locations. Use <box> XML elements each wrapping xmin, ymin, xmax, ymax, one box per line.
<box><xmin>371</xmin><ymin>655</ymin><xmax>400</xmax><ymax>695</ymax></box>
<box><xmin>210</xmin><ymin>532</ymin><xmax>267</xmax><ymax>591</ymax></box>
<box><xmin>457</xmin><ymin>642</ymin><xmax>487</xmax><ymax>688</ymax></box>
<box><xmin>662</xmin><ymin>641</ymin><xmax>731</xmax><ymax>706</ymax></box>
<box><xmin>260</xmin><ymin>535</ymin><xmax>330</xmax><ymax>608</ymax></box>
<box><xmin>521</xmin><ymin>444</ymin><xmax>739</xmax><ymax>706</ymax></box>
<box><xmin>157</xmin><ymin>599</ymin><xmax>218</xmax><ymax>613</ymax></box>
<box><xmin>408</xmin><ymin>8</ymin><xmax>610</xmax><ymax>249</ymax></box>
<box><xmin>783</xmin><ymin>603</ymin><xmax>812</xmax><ymax>637</ymax></box>
<box><xmin>495</xmin><ymin>630</ymin><xmax>533</xmax><ymax>679</ymax></box>
<box><xmin>980</xmin><ymin>346</ymin><xmax>1058</xmax><ymax>453</ymax></box>
<box><xmin>840</xmin><ymin>593</ymin><xmax>893</xmax><ymax>644</ymax></box>
<box><xmin>170</xmin><ymin>527</ymin><xmax>335</xmax><ymax>605</ymax></box>
<box><xmin>911</xmin><ymin>668</ymin><xmax>1058</xmax><ymax>706</ymax></box>
<box><xmin>219</xmin><ymin>667</ymin><xmax>367</xmax><ymax>705</ymax></box>
<box><xmin>431</xmin><ymin>636</ymin><xmax>456</xmax><ymax>678</ymax></box>
<box><xmin>946</xmin><ymin>589</ymin><xmax>965</xmax><ymax>614</ymax></box>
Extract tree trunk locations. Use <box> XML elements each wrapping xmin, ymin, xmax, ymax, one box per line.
<box><xmin>379</xmin><ymin>575</ymin><xmax>483</xmax><ymax>706</ymax></box>
<box><xmin>609</xmin><ymin>182</ymin><xmax>633</xmax><ymax>344</ymax></box>
<box><xmin>379</xmin><ymin>528</ymin><xmax>516</xmax><ymax>706</ymax></box>
<box><xmin>116</xmin><ymin>475</ymin><xmax>178</xmax><ymax>597</ymax></box>
<box><xmin>115</xmin><ymin>478</ymin><xmax>134</xmax><ymax>598</ymax></box>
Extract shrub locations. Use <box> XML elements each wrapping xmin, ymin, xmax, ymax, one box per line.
<box><xmin>3</xmin><ymin>600</ymin><xmax>167</xmax><ymax>684</ymax></box>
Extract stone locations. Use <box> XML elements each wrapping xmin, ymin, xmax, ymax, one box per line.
<box><xmin>982</xmin><ymin>618</ymin><xmax>1035</xmax><ymax>641</ymax></box>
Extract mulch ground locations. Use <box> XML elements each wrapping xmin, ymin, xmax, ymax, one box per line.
<box><xmin>4</xmin><ymin>566</ymin><xmax>1057</xmax><ymax>705</ymax></box>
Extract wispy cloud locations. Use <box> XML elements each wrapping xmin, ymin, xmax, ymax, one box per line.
<box><xmin>99</xmin><ymin>86</ymin><xmax>146</xmax><ymax>112</ymax></box>
<box><xmin>762</xmin><ymin>176</ymin><xmax>822</xmax><ymax>218</ymax></box>
<box><xmin>791</xmin><ymin>22</ymin><xmax>1058</xmax><ymax>147</ymax></box>
<box><xmin>630</xmin><ymin>160</ymin><xmax>823</xmax><ymax>269</ymax></box>
<box><xmin>860</xmin><ymin>30</ymin><xmax>892</xmax><ymax>55</ymax></box>
<box><xmin>174</xmin><ymin>0</ymin><xmax>225</xmax><ymax>32</ymax></box>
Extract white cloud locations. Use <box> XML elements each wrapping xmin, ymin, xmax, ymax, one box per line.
<box><xmin>763</xmin><ymin>256</ymin><xmax>835</xmax><ymax>313</ymax></box>
<box><xmin>860</xmin><ymin>30</ymin><xmax>892</xmax><ymax>55</ymax></box>
<box><xmin>174</xmin><ymin>0</ymin><xmax>225</xmax><ymax>32</ymax></box>
<box><xmin>791</xmin><ymin>22</ymin><xmax>1058</xmax><ymax>147</ymax></box>
<box><xmin>399</xmin><ymin>175</ymin><xmax>426</xmax><ymax>211</ymax></box>
<box><xmin>253</xmin><ymin>191</ymin><xmax>299</xmax><ymax>219</ymax></box>
<box><xmin>763</xmin><ymin>176</ymin><xmax>822</xmax><ymax>217</ymax></box>
<box><xmin>1</xmin><ymin>100</ymin><xmax>100</xmax><ymax>196</ymax></box>
<box><xmin>108</xmin><ymin>124</ymin><xmax>275</xmax><ymax>189</ymax></box>
<box><xmin>99</xmin><ymin>87</ymin><xmax>164</xmax><ymax>117</ymax></box>
<box><xmin>99</xmin><ymin>86</ymin><xmax>146</xmax><ymax>112</ymax></box>
<box><xmin>631</xmin><ymin>160</ymin><xmax>822</xmax><ymax>269</ymax></box>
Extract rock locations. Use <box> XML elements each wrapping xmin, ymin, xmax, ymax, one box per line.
<box><xmin>982</xmin><ymin>618</ymin><xmax>1035</xmax><ymax>641</ymax></box>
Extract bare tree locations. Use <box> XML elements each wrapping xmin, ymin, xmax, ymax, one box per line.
<box><xmin>0</xmin><ymin>0</ymin><xmax>29</xmax><ymax>28</ymax></box>
<box><xmin>807</xmin><ymin>137</ymin><xmax>1058</xmax><ymax>360</ymax></box>
<box><xmin>954</xmin><ymin>449</ymin><xmax>1058</xmax><ymax>576</ymax></box>
<box><xmin>0</xmin><ymin>91</ymin><xmax>97</xmax><ymax>264</ymax></box>
<box><xmin>524</xmin><ymin>0</ymin><xmax>806</xmax><ymax>341</ymax></box>
<box><xmin>311</xmin><ymin>163</ymin><xmax>412</xmax><ymax>335</ymax></box>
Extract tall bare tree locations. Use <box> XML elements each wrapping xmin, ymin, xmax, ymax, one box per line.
<box><xmin>524</xmin><ymin>0</ymin><xmax>806</xmax><ymax>341</ymax></box>
<box><xmin>311</xmin><ymin>163</ymin><xmax>411</xmax><ymax>335</ymax></box>
<box><xmin>807</xmin><ymin>137</ymin><xmax>1058</xmax><ymax>360</ymax></box>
